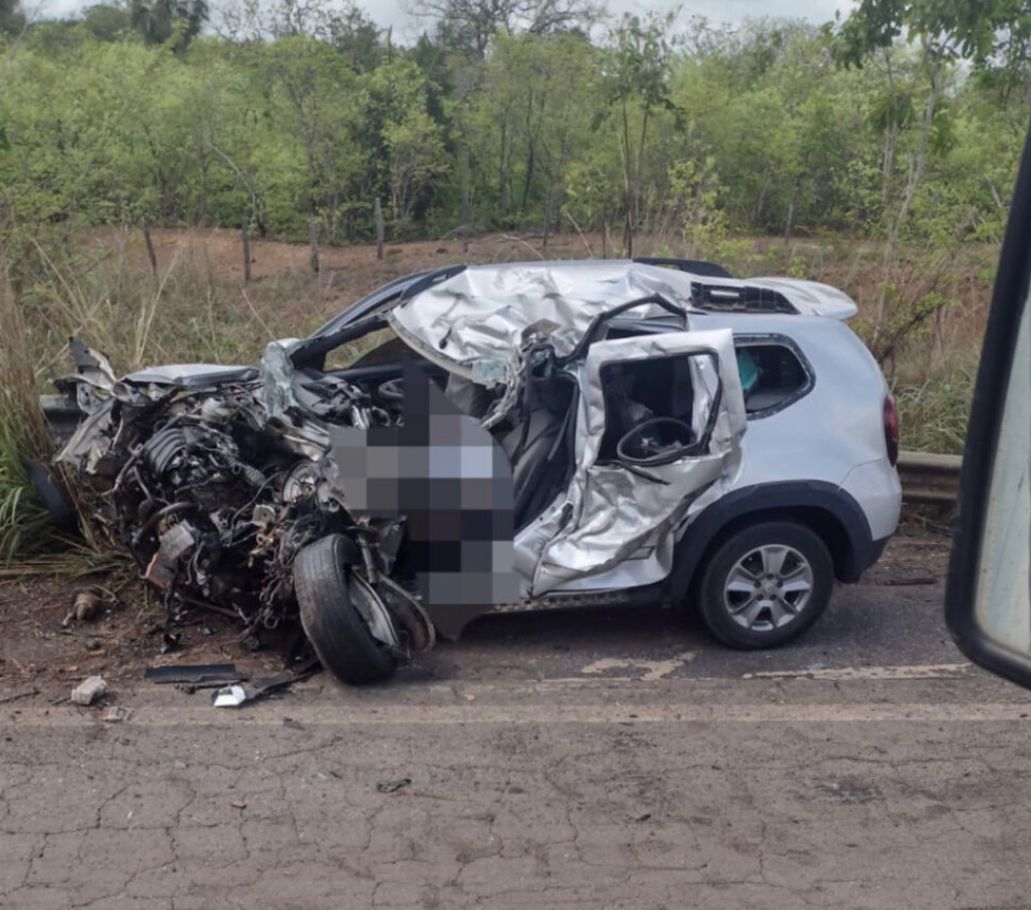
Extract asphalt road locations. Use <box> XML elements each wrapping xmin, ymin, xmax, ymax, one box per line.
<box><xmin>4</xmin><ymin>536</ymin><xmax>1031</xmax><ymax>909</ymax></box>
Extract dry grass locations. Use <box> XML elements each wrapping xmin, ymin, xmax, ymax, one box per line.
<box><xmin>0</xmin><ymin>225</ymin><xmax>989</xmax><ymax>562</ymax></box>
<box><xmin>892</xmin><ymin>363</ymin><xmax>977</xmax><ymax>455</ymax></box>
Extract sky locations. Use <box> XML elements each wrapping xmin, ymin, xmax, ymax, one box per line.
<box><xmin>36</xmin><ymin>0</ymin><xmax>856</xmax><ymax>36</ymax></box>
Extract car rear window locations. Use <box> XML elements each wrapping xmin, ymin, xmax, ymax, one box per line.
<box><xmin>735</xmin><ymin>341</ymin><xmax>811</xmax><ymax>416</ymax></box>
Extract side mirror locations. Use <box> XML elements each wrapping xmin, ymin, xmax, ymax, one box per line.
<box><xmin>945</xmin><ymin>119</ymin><xmax>1031</xmax><ymax>689</ymax></box>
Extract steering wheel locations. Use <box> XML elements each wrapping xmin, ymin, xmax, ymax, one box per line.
<box><xmin>376</xmin><ymin>377</ymin><xmax>404</xmax><ymax>404</ymax></box>
<box><xmin>616</xmin><ymin>416</ymin><xmax>696</xmax><ymax>467</ymax></box>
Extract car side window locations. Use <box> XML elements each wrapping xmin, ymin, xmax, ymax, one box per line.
<box><xmin>735</xmin><ymin>340</ymin><xmax>812</xmax><ymax>417</ymax></box>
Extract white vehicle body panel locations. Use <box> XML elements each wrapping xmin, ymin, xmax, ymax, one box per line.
<box><xmin>388</xmin><ymin>261</ymin><xmax>898</xmax><ymax>602</ymax></box>
<box><xmin>388</xmin><ymin>262</ymin><xmax>860</xmax><ymax>385</ymax></box>
<box><xmin>526</xmin><ymin>329</ymin><xmax>746</xmax><ymax>596</ymax></box>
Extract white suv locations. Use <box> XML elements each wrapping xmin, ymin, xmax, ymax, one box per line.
<box><xmin>45</xmin><ymin>257</ymin><xmax>902</xmax><ymax>684</ymax></box>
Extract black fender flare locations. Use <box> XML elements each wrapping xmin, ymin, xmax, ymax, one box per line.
<box><xmin>665</xmin><ymin>480</ymin><xmax>879</xmax><ymax>598</ymax></box>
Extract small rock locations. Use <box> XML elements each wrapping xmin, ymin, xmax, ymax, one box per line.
<box><xmin>86</xmin><ymin>639</ymin><xmax>104</xmax><ymax>652</ymax></box>
<box><xmin>376</xmin><ymin>778</ymin><xmax>412</xmax><ymax>794</ymax></box>
<box><xmin>71</xmin><ymin>676</ymin><xmax>107</xmax><ymax>706</ymax></box>
<box><xmin>73</xmin><ymin>589</ymin><xmax>104</xmax><ymax>622</ymax></box>
<box><xmin>102</xmin><ymin>706</ymin><xmax>130</xmax><ymax>723</ymax></box>
<box><xmin>230</xmin><ymin>799</ymin><xmax>247</xmax><ymax>809</ymax></box>
<box><xmin>173</xmin><ymin>760</ymin><xmax>187</xmax><ymax>770</ymax></box>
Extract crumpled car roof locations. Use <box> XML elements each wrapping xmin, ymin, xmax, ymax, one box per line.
<box><xmin>387</xmin><ymin>260</ymin><xmax>857</xmax><ymax>379</ymax></box>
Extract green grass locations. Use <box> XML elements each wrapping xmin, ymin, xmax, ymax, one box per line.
<box><xmin>892</xmin><ymin>363</ymin><xmax>976</xmax><ymax>456</ymax></box>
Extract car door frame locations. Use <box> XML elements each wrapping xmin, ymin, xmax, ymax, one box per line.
<box><xmin>528</xmin><ymin>327</ymin><xmax>747</xmax><ymax>596</ymax></box>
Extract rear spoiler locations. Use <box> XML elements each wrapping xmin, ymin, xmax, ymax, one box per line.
<box><xmin>735</xmin><ymin>277</ymin><xmax>859</xmax><ymax>320</ymax></box>
<box><xmin>633</xmin><ymin>259</ymin><xmax>858</xmax><ymax>320</ymax></box>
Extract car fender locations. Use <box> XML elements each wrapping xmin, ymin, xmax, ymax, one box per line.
<box><xmin>667</xmin><ymin>480</ymin><xmax>879</xmax><ymax>596</ymax></box>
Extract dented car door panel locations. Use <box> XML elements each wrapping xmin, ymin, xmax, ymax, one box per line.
<box><xmin>528</xmin><ymin>329</ymin><xmax>746</xmax><ymax>595</ymax></box>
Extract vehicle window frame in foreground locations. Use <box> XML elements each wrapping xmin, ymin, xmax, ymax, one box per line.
<box><xmin>945</xmin><ymin>116</ymin><xmax>1031</xmax><ymax>692</ymax></box>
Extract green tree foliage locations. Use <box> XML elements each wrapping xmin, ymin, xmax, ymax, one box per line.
<box><xmin>0</xmin><ymin>1</ymin><xmax>1027</xmax><ymax>254</ymax></box>
<box><xmin>0</xmin><ymin>0</ymin><xmax>23</xmax><ymax>36</ymax></box>
<box><xmin>130</xmin><ymin>0</ymin><xmax>209</xmax><ymax>48</ymax></box>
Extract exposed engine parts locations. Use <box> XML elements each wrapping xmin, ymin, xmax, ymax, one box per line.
<box><xmin>48</xmin><ymin>344</ymin><xmax>428</xmax><ymax>671</ymax></box>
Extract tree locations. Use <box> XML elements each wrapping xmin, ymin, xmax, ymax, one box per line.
<box><xmin>129</xmin><ymin>0</ymin><xmax>208</xmax><ymax>48</ymax></box>
<box><xmin>0</xmin><ymin>0</ymin><xmax>24</xmax><ymax>36</ymax></box>
<box><xmin>81</xmin><ymin>4</ymin><xmax>132</xmax><ymax>41</ymax></box>
<box><xmin>835</xmin><ymin>1</ymin><xmax>966</xmax><ymax>343</ymax></box>
<box><xmin>410</xmin><ymin>0</ymin><xmax>603</xmax><ymax>57</ymax></box>
<box><xmin>602</xmin><ymin>13</ymin><xmax>679</xmax><ymax>255</ymax></box>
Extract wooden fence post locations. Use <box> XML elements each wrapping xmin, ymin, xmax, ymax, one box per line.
<box><xmin>142</xmin><ymin>221</ymin><xmax>158</xmax><ymax>282</ymax></box>
<box><xmin>374</xmin><ymin>197</ymin><xmax>385</xmax><ymax>261</ymax></box>
<box><xmin>308</xmin><ymin>214</ymin><xmax>320</xmax><ymax>274</ymax></box>
<box><xmin>241</xmin><ymin>216</ymin><xmax>251</xmax><ymax>283</ymax></box>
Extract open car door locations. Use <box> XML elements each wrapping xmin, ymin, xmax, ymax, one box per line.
<box><xmin>530</xmin><ymin>328</ymin><xmax>746</xmax><ymax>595</ymax></box>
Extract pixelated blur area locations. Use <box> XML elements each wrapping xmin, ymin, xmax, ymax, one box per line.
<box><xmin>328</xmin><ymin>363</ymin><xmax>519</xmax><ymax>623</ymax></box>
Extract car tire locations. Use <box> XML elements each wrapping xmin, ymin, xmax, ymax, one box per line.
<box><xmin>293</xmin><ymin>534</ymin><xmax>399</xmax><ymax>685</ymax></box>
<box><xmin>697</xmin><ymin>521</ymin><xmax>834</xmax><ymax>649</ymax></box>
<box><xmin>25</xmin><ymin>460</ymin><xmax>79</xmax><ymax>535</ymax></box>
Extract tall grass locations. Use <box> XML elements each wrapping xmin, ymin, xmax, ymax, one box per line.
<box><xmin>0</xmin><ymin>226</ymin><xmax>329</xmax><ymax>565</ymax></box>
<box><xmin>0</xmin><ymin>257</ymin><xmax>57</xmax><ymax>561</ymax></box>
<box><xmin>893</xmin><ymin>362</ymin><xmax>976</xmax><ymax>456</ymax></box>
<box><xmin>0</xmin><ymin>226</ymin><xmax>985</xmax><ymax>566</ymax></box>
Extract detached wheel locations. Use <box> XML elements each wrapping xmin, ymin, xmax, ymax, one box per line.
<box><xmin>293</xmin><ymin>534</ymin><xmax>399</xmax><ymax>685</ymax></box>
<box><xmin>697</xmin><ymin>521</ymin><xmax>833</xmax><ymax>649</ymax></box>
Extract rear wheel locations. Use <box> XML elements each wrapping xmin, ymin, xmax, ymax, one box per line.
<box><xmin>697</xmin><ymin>521</ymin><xmax>834</xmax><ymax>649</ymax></box>
<box><xmin>293</xmin><ymin>534</ymin><xmax>399</xmax><ymax>685</ymax></box>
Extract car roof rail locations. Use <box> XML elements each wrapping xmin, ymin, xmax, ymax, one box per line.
<box><xmin>633</xmin><ymin>256</ymin><xmax>733</xmax><ymax>279</ymax></box>
<box><xmin>690</xmin><ymin>281</ymin><xmax>798</xmax><ymax>314</ymax></box>
<box><xmin>398</xmin><ymin>264</ymin><xmax>468</xmax><ymax>302</ymax></box>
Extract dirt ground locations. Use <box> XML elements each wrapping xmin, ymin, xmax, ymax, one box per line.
<box><xmin>0</xmin><ymin>530</ymin><xmax>951</xmax><ymax>702</ymax></box>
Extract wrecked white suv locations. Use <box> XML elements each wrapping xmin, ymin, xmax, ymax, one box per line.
<box><xmin>41</xmin><ymin>258</ymin><xmax>901</xmax><ymax>685</ymax></box>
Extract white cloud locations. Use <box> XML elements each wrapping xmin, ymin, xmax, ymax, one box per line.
<box><xmin>34</xmin><ymin>0</ymin><xmax>852</xmax><ymax>34</ymax></box>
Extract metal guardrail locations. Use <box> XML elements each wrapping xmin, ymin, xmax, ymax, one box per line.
<box><xmin>898</xmin><ymin>450</ymin><xmax>962</xmax><ymax>505</ymax></box>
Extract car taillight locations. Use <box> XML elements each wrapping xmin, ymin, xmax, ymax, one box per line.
<box><xmin>883</xmin><ymin>395</ymin><xmax>899</xmax><ymax>466</ymax></box>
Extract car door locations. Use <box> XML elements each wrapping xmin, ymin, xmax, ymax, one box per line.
<box><xmin>529</xmin><ymin>328</ymin><xmax>746</xmax><ymax>595</ymax></box>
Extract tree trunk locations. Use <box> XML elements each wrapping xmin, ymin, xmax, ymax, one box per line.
<box><xmin>374</xmin><ymin>197</ymin><xmax>385</xmax><ymax>261</ymax></box>
<box><xmin>241</xmin><ymin>216</ymin><xmax>251</xmax><ymax>283</ymax></box>
<box><xmin>498</xmin><ymin>119</ymin><xmax>509</xmax><ymax>216</ymax></box>
<box><xmin>755</xmin><ymin>165</ymin><xmax>771</xmax><ymax>228</ymax></box>
<box><xmin>308</xmin><ymin>213</ymin><xmax>320</xmax><ymax>274</ymax></box>
<box><xmin>142</xmin><ymin>222</ymin><xmax>158</xmax><ymax>283</ymax></box>
<box><xmin>783</xmin><ymin>180</ymin><xmax>799</xmax><ymax>243</ymax></box>
<box><xmin>542</xmin><ymin>181</ymin><xmax>552</xmax><ymax>252</ymax></box>
<box><xmin>873</xmin><ymin>46</ymin><xmax>943</xmax><ymax>346</ymax></box>
<box><xmin>461</xmin><ymin>141</ymin><xmax>471</xmax><ymax>254</ymax></box>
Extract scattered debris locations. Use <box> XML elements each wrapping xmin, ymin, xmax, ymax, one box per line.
<box><xmin>102</xmin><ymin>706</ymin><xmax>130</xmax><ymax>723</ymax></box>
<box><xmin>212</xmin><ymin>670</ymin><xmax>314</xmax><ymax>708</ymax></box>
<box><xmin>62</xmin><ymin>586</ymin><xmax>117</xmax><ymax>627</ymax></box>
<box><xmin>144</xmin><ymin>664</ymin><xmax>242</xmax><ymax>685</ymax></box>
<box><xmin>160</xmin><ymin>632</ymin><xmax>181</xmax><ymax>654</ymax></box>
<box><xmin>282</xmin><ymin>717</ymin><xmax>304</xmax><ymax>730</ymax></box>
<box><xmin>212</xmin><ymin>685</ymin><xmax>247</xmax><ymax>708</ymax></box>
<box><xmin>173</xmin><ymin>760</ymin><xmax>187</xmax><ymax>770</ymax></box>
<box><xmin>71</xmin><ymin>675</ymin><xmax>107</xmax><ymax>706</ymax></box>
<box><xmin>376</xmin><ymin>778</ymin><xmax>412</xmax><ymax>794</ymax></box>
<box><xmin>0</xmin><ymin>688</ymin><xmax>39</xmax><ymax>705</ymax></box>
<box><xmin>230</xmin><ymin>799</ymin><xmax>247</xmax><ymax>810</ymax></box>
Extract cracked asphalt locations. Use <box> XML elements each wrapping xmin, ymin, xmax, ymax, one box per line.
<box><xmin>4</xmin><ymin>535</ymin><xmax>1031</xmax><ymax>909</ymax></box>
